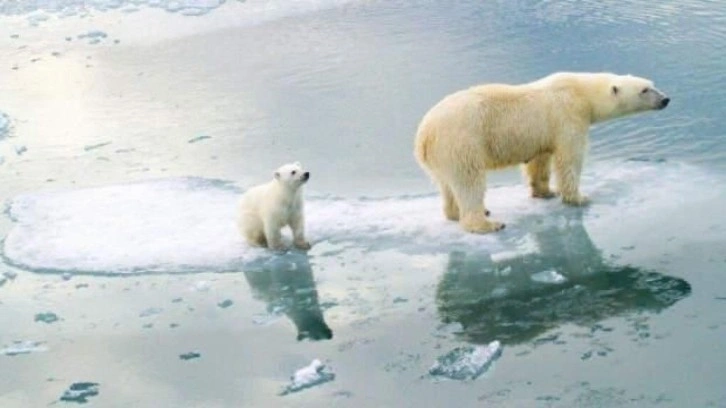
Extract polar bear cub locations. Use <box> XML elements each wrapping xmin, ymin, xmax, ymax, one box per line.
<box><xmin>238</xmin><ymin>162</ymin><xmax>311</xmax><ymax>251</ymax></box>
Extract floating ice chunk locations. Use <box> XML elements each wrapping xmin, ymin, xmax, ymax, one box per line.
<box><xmin>428</xmin><ymin>341</ymin><xmax>502</xmax><ymax>381</ymax></box>
<box><xmin>2</xmin><ymin>163</ymin><xmax>719</xmax><ymax>275</ymax></box>
<box><xmin>280</xmin><ymin>359</ymin><xmax>335</xmax><ymax>396</ymax></box>
<box><xmin>34</xmin><ymin>312</ymin><xmax>60</xmax><ymax>323</ymax></box>
<box><xmin>59</xmin><ymin>382</ymin><xmax>100</xmax><ymax>404</ymax></box>
<box><xmin>188</xmin><ymin>135</ymin><xmax>211</xmax><ymax>144</ymax></box>
<box><xmin>217</xmin><ymin>299</ymin><xmax>234</xmax><ymax>308</ymax></box>
<box><xmin>139</xmin><ymin>307</ymin><xmax>163</xmax><ymax>317</ymax></box>
<box><xmin>0</xmin><ymin>111</ymin><xmax>9</xmax><ymax>139</ymax></box>
<box><xmin>179</xmin><ymin>351</ymin><xmax>201</xmax><ymax>360</ymax></box>
<box><xmin>193</xmin><ymin>280</ymin><xmax>211</xmax><ymax>292</ymax></box>
<box><xmin>1</xmin><ymin>340</ymin><xmax>48</xmax><ymax>356</ymax></box>
<box><xmin>531</xmin><ymin>269</ymin><xmax>567</xmax><ymax>284</ymax></box>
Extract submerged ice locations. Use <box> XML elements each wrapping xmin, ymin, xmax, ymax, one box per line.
<box><xmin>429</xmin><ymin>341</ymin><xmax>502</xmax><ymax>381</ymax></box>
<box><xmin>0</xmin><ymin>111</ymin><xmax>9</xmax><ymax>139</ymax></box>
<box><xmin>0</xmin><ymin>162</ymin><xmax>719</xmax><ymax>275</ymax></box>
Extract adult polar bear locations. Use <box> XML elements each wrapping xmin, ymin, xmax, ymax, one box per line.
<box><xmin>414</xmin><ymin>72</ymin><xmax>670</xmax><ymax>234</ymax></box>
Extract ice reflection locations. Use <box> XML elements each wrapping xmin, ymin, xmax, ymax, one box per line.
<box><xmin>436</xmin><ymin>212</ymin><xmax>691</xmax><ymax>345</ymax></box>
<box><xmin>243</xmin><ymin>253</ymin><xmax>333</xmax><ymax>341</ymax></box>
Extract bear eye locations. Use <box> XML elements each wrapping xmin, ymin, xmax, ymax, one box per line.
<box><xmin>641</xmin><ymin>87</ymin><xmax>649</xmax><ymax>94</ymax></box>
<box><xmin>291</xmin><ymin>170</ymin><xmax>297</xmax><ymax>175</ymax></box>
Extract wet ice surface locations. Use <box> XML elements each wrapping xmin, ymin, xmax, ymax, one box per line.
<box><xmin>2</xmin><ymin>162</ymin><xmax>714</xmax><ymax>276</ymax></box>
<box><xmin>429</xmin><ymin>341</ymin><xmax>502</xmax><ymax>381</ymax></box>
<box><xmin>280</xmin><ymin>359</ymin><xmax>335</xmax><ymax>396</ymax></box>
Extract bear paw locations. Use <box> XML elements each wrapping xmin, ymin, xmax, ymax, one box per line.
<box><xmin>562</xmin><ymin>194</ymin><xmax>590</xmax><ymax>206</ymax></box>
<box><xmin>460</xmin><ymin>216</ymin><xmax>505</xmax><ymax>234</ymax></box>
<box><xmin>531</xmin><ymin>190</ymin><xmax>557</xmax><ymax>199</ymax></box>
<box><xmin>293</xmin><ymin>240</ymin><xmax>312</xmax><ymax>250</ymax></box>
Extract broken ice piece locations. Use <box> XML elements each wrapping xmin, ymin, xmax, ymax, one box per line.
<box><xmin>1</xmin><ymin>340</ymin><xmax>48</xmax><ymax>356</ymax></box>
<box><xmin>530</xmin><ymin>269</ymin><xmax>567</xmax><ymax>284</ymax></box>
<box><xmin>179</xmin><ymin>351</ymin><xmax>201</xmax><ymax>360</ymax></box>
<box><xmin>34</xmin><ymin>312</ymin><xmax>60</xmax><ymax>324</ymax></box>
<box><xmin>428</xmin><ymin>340</ymin><xmax>502</xmax><ymax>381</ymax></box>
<box><xmin>280</xmin><ymin>359</ymin><xmax>335</xmax><ymax>396</ymax></box>
<box><xmin>59</xmin><ymin>382</ymin><xmax>100</xmax><ymax>403</ymax></box>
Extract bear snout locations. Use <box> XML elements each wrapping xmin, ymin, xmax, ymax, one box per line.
<box><xmin>658</xmin><ymin>97</ymin><xmax>670</xmax><ymax>109</ymax></box>
<box><xmin>302</xmin><ymin>171</ymin><xmax>310</xmax><ymax>181</ymax></box>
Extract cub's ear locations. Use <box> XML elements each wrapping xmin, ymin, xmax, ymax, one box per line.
<box><xmin>274</xmin><ymin>171</ymin><xmax>280</xmax><ymax>180</ymax></box>
<box><xmin>611</xmin><ymin>85</ymin><xmax>619</xmax><ymax>95</ymax></box>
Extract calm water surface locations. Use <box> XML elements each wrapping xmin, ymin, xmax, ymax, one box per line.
<box><xmin>1</xmin><ymin>1</ymin><xmax>725</xmax><ymax>407</ymax></box>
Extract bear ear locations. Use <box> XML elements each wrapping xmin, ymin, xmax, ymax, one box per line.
<box><xmin>611</xmin><ymin>85</ymin><xmax>619</xmax><ymax>95</ymax></box>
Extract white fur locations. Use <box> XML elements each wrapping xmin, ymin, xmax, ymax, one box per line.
<box><xmin>414</xmin><ymin>72</ymin><xmax>670</xmax><ymax>234</ymax></box>
<box><xmin>238</xmin><ymin>162</ymin><xmax>311</xmax><ymax>250</ymax></box>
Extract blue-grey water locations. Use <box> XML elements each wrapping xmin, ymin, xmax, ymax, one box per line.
<box><xmin>1</xmin><ymin>1</ymin><xmax>725</xmax><ymax>407</ymax></box>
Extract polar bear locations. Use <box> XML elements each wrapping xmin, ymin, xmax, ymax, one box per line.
<box><xmin>238</xmin><ymin>162</ymin><xmax>311</xmax><ymax>250</ymax></box>
<box><xmin>414</xmin><ymin>72</ymin><xmax>670</xmax><ymax>234</ymax></box>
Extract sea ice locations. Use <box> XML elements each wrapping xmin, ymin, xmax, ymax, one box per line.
<box><xmin>0</xmin><ymin>340</ymin><xmax>48</xmax><ymax>356</ymax></box>
<box><xmin>428</xmin><ymin>340</ymin><xmax>502</xmax><ymax>381</ymax></box>
<box><xmin>59</xmin><ymin>382</ymin><xmax>100</xmax><ymax>404</ymax></box>
<box><xmin>1</xmin><ymin>162</ymin><xmax>719</xmax><ymax>275</ymax></box>
<box><xmin>0</xmin><ymin>111</ymin><xmax>9</xmax><ymax>139</ymax></box>
<box><xmin>280</xmin><ymin>359</ymin><xmax>335</xmax><ymax>396</ymax></box>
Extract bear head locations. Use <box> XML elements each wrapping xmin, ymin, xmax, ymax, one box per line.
<box><xmin>273</xmin><ymin>162</ymin><xmax>310</xmax><ymax>189</ymax></box>
<box><xmin>604</xmin><ymin>74</ymin><xmax>670</xmax><ymax>120</ymax></box>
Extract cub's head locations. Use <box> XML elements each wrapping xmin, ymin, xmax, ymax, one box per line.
<box><xmin>274</xmin><ymin>162</ymin><xmax>310</xmax><ymax>188</ymax></box>
<box><xmin>603</xmin><ymin>74</ymin><xmax>670</xmax><ymax>120</ymax></box>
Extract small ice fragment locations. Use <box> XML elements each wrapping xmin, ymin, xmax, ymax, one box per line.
<box><xmin>1</xmin><ymin>340</ymin><xmax>48</xmax><ymax>356</ymax></box>
<box><xmin>193</xmin><ymin>281</ymin><xmax>211</xmax><ymax>292</ymax></box>
<box><xmin>34</xmin><ymin>312</ymin><xmax>60</xmax><ymax>324</ymax></box>
<box><xmin>59</xmin><ymin>382</ymin><xmax>99</xmax><ymax>404</ymax></box>
<box><xmin>280</xmin><ymin>359</ymin><xmax>335</xmax><ymax>396</ymax></box>
<box><xmin>392</xmin><ymin>297</ymin><xmax>408</xmax><ymax>304</ymax></box>
<box><xmin>531</xmin><ymin>269</ymin><xmax>567</xmax><ymax>284</ymax></box>
<box><xmin>179</xmin><ymin>351</ymin><xmax>200</xmax><ymax>360</ymax></box>
<box><xmin>188</xmin><ymin>135</ymin><xmax>211</xmax><ymax>144</ymax></box>
<box><xmin>3</xmin><ymin>271</ymin><xmax>18</xmax><ymax>280</ymax></box>
<box><xmin>428</xmin><ymin>340</ymin><xmax>502</xmax><ymax>381</ymax></box>
<box><xmin>62</xmin><ymin>272</ymin><xmax>72</xmax><ymax>281</ymax></box>
<box><xmin>14</xmin><ymin>145</ymin><xmax>27</xmax><ymax>155</ymax></box>
<box><xmin>217</xmin><ymin>299</ymin><xmax>234</xmax><ymax>308</ymax></box>
<box><xmin>139</xmin><ymin>307</ymin><xmax>163</xmax><ymax>317</ymax></box>
<box><xmin>84</xmin><ymin>141</ymin><xmax>112</xmax><ymax>152</ymax></box>
<box><xmin>171</xmin><ymin>297</ymin><xmax>183</xmax><ymax>303</ymax></box>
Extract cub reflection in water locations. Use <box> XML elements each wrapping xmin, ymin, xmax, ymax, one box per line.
<box><xmin>436</xmin><ymin>211</ymin><xmax>691</xmax><ymax>345</ymax></box>
<box><xmin>243</xmin><ymin>253</ymin><xmax>333</xmax><ymax>341</ymax></box>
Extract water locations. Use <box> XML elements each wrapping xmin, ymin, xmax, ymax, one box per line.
<box><xmin>1</xmin><ymin>0</ymin><xmax>725</xmax><ymax>407</ymax></box>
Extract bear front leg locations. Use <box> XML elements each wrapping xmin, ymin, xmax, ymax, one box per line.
<box><xmin>554</xmin><ymin>143</ymin><xmax>590</xmax><ymax>206</ymax></box>
<box><xmin>289</xmin><ymin>212</ymin><xmax>311</xmax><ymax>250</ymax></box>
<box><xmin>524</xmin><ymin>153</ymin><xmax>556</xmax><ymax>199</ymax></box>
<box><xmin>263</xmin><ymin>220</ymin><xmax>285</xmax><ymax>251</ymax></box>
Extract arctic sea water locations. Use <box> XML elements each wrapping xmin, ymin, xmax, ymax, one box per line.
<box><xmin>1</xmin><ymin>0</ymin><xmax>725</xmax><ymax>407</ymax></box>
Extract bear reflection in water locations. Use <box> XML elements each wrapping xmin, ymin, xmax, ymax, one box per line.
<box><xmin>243</xmin><ymin>254</ymin><xmax>333</xmax><ymax>341</ymax></box>
<box><xmin>436</xmin><ymin>211</ymin><xmax>691</xmax><ymax>345</ymax></box>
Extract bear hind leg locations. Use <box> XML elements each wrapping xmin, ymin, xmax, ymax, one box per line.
<box><xmin>438</xmin><ymin>182</ymin><xmax>460</xmax><ymax>221</ymax></box>
<box><xmin>524</xmin><ymin>153</ymin><xmax>556</xmax><ymax>199</ymax></box>
<box><xmin>448</xmin><ymin>173</ymin><xmax>504</xmax><ymax>234</ymax></box>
